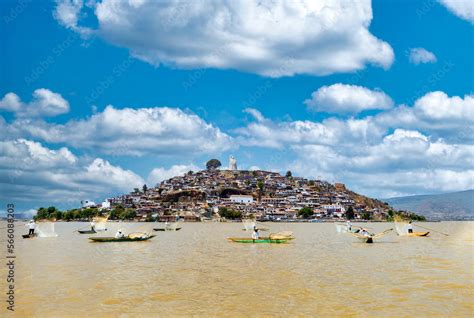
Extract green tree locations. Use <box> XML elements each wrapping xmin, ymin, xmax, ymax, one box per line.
<box><xmin>361</xmin><ymin>211</ymin><xmax>372</xmax><ymax>220</ymax></box>
<box><xmin>142</xmin><ymin>184</ymin><xmax>148</xmax><ymax>193</ymax></box>
<box><xmin>345</xmin><ymin>206</ymin><xmax>355</xmax><ymax>220</ymax></box>
<box><xmin>298</xmin><ymin>207</ymin><xmax>313</xmax><ymax>218</ymax></box>
<box><xmin>286</xmin><ymin>171</ymin><xmax>292</xmax><ymax>178</ymax></box>
<box><xmin>218</xmin><ymin>207</ymin><xmax>242</xmax><ymax>219</ymax></box>
<box><xmin>206</xmin><ymin>159</ymin><xmax>222</xmax><ymax>170</ymax></box>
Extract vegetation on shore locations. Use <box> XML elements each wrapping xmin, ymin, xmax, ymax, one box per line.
<box><xmin>32</xmin><ymin>205</ymin><xmax>425</xmax><ymax>222</ymax></box>
<box><xmin>33</xmin><ymin>205</ymin><xmax>139</xmax><ymax>221</ymax></box>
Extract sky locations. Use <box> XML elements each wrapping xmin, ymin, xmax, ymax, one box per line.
<box><xmin>0</xmin><ymin>0</ymin><xmax>473</xmax><ymax>214</ymax></box>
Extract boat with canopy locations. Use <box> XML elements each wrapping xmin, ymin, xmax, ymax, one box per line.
<box><xmin>23</xmin><ymin>221</ymin><xmax>58</xmax><ymax>239</ymax></box>
<box><xmin>78</xmin><ymin>216</ymin><xmax>108</xmax><ymax>234</ymax></box>
<box><xmin>347</xmin><ymin>228</ymin><xmax>393</xmax><ymax>243</ymax></box>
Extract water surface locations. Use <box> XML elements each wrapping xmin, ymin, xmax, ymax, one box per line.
<box><xmin>1</xmin><ymin>221</ymin><xmax>473</xmax><ymax>317</ymax></box>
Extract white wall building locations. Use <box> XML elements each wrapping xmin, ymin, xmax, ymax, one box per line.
<box><xmin>229</xmin><ymin>195</ymin><xmax>253</xmax><ymax>204</ymax></box>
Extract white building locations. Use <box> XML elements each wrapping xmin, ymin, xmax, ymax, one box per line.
<box><xmin>229</xmin><ymin>195</ymin><xmax>253</xmax><ymax>204</ymax></box>
<box><xmin>101</xmin><ymin>200</ymin><xmax>111</xmax><ymax>209</ymax></box>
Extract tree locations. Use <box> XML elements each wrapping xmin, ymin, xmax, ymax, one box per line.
<box><xmin>361</xmin><ymin>211</ymin><xmax>372</xmax><ymax>220</ymax></box>
<box><xmin>345</xmin><ymin>206</ymin><xmax>355</xmax><ymax>220</ymax></box>
<box><xmin>218</xmin><ymin>207</ymin><xmax>242</xmax><ymax>219</ymax></box>
<box><xmin>298</xmin><ymin>207</ymin><xmax>313</xmax><ymax>218</ymax></box>
<box><xmin>133</xmin><ymin>188</ymin><xmax>140</xmax><ymax>193</ymax></box>
<box><xmin>286</xmin><ymin>171</ymin><xmax>292</xmax><ymax>178</ymax></box>
<box><xmin>142</xmin><ymin>184</ymin><xmax>148</xmax><ymax>193</ymax></box>
<box><xmin>206</xmin><ymin>159</ymin><xmax>222</xmax><ymax>170</ymax></box>
<box><xmin>257</xmin><ymin>180</ymin><xmax>264</xmax><ymax>191</ymax></box>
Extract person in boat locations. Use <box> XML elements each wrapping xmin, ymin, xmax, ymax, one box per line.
<box><xmin>90</xmin><ymin>220</ymin><xmax>96</xmax><ymax>231</ymax></box>
<box><xmin>359</xmin><ymin>228</ymin><xmax>370</xmax><ymax>237</ymax></box>
<box><xmin>26</xmin><ymin>220</ymin><xmax>36</xmax><ymax>236</ymax></box>
<box><xmin>251</xmin><ymin>226</ymin><xmax>260</xmax><ymax>240</ymax></box>
<box><xmin>407</xmin><ymin>221</ymin><xmax>414</xmax><ymax>234</ymax></box>
<box><xmin>346</xmin><ymin>220</ymin><xmax>352</xmax><ymax>232</ymax></box>
<box><xmin>115</xmin><ymin>229</ymin><xmax>125</xmax><ymax>239</ymax></box>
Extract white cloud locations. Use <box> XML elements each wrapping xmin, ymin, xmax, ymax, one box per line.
<box><xmin>54</xmin><ymin>0</ymin><xmax>394</xmax><ymax>77</ymax></box>
<box><xmin>53</xmin><ymin>0</ymin><xmax>93</xmax><ymax>36</ymax></box>
<box><xmin>243</xmin><ymin>108</ymin><xmax>265</xmax><ymax>122</ymax></box>
<box><xmin>2</xmin><ymin>104</ymin><xmax>233</xmax><ymax>156</ymax></box>
<box><xmin>304</xmin><ymin>84</ymin><xmax>393</xmax><ymax>114</ymax></box>
<box><xmin>0</xmin><ymin>93</ymin><xmax>22</xmax><ymax>112</ymax></box>
<box><xmin>439</xmin><ymin>0</ymin><xmax>474</xmax><ymax>24</ymax></box>
<box><xmin>236</xmin><ymin>91</ymin><xmax>474</xmax><ymax>197</ymax></box>
<box><xmin>408</xmin><ymin>48</ymin><xmax>437</xmax><ymax>65</ymax></box>
<box><xmin>147</xmin><ymin>164</ymin><xmax>199</xmax><ymax>186</ymax></box>
<box><xmin>0</xmin><ymin>139</ymin><xmax>144</xmax><ymax>205</ymax></box>
<box><xmin>414</xmin><ymin>91</ymin><xmax>473</xmax><ymax>121</ymax></box>
<box><xmin>0</xmin><ymin>89</ymin><xmax>70</xmax><ymax>117</ymax></box>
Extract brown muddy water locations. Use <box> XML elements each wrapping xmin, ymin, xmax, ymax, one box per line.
<box><xmin>0</xmin><ymin>221</ymin><xmax>473</xmax><ymax>317</ymax></box>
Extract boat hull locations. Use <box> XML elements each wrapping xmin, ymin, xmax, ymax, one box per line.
<box><xmin>78</xmin><ymin>230</ymin><xmax>97</xmax><ymax>234</ymax></box>
<box><xmin>153</xmin><ymin>228</ymin><xmax>182</xmax><ymax>231</ymax></box>
<box><xmin>228</xmin><ymin>237</ymin><xmax>289</xmax><ymax>244</ymax></box>
<box><xmin>89</xmin><ymin>235</ymin><xmax>156</xmax><ymax>242</ymax></box>
<box><xmin>407</xmin><ymin>231</ymin><xmax>430</xmax><ymax>237</ymax></box>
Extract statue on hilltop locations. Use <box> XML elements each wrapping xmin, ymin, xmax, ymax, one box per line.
<box><xmin>229</xmin><ymin>155</ymin><xmax>238</xmax><ymax>170</ymax></box>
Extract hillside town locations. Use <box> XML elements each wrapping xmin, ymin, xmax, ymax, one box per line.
<box><xmin>85</xmin><ymin>157</ymin><xmax>391</xmax><ymax>222</ymax></box>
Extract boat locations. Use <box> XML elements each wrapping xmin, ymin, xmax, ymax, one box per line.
<box><xmin>78</xmin><ymin>229</ymin><xmax>97</xmax><ymax>234</ymax></box>
<box><xmin>89</xmin><ymin>235</ymin><xmax>156</xmax><ymax>242</ymax></box>
<box><xmin>347</xmin><ymin>228</ymin><xmax>393</xmax><ymax>244</ymax></box>
<box><xmin>77</xmin><ymin>216</ymin><xmax>108</xmax><ymax>234</ymax></box>
<box><xmin>153</xmin><ymin>227</ymin><xmax>182</xmax><ymax>231</ymax></box>
<box><xmin>22</xmin><ymin>233</ymin><xmax>37</xmax><ymax>239</ymax></box>
<box><xmin>228</xmin><ymin>237</ymin><xmax>290</xmax><ymax>244</ymax></box>
<box><xmin>394</xmin><ymin>220</ymin><xmax>430</xmax><ymax>237</ymax></box>
<box><xmin>406</xmin><ymin>231</ymin><xmax>430</xmax><ymax>237</ymax></box>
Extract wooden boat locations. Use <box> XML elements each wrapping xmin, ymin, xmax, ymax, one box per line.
<box><xmin>78</xmin><ymin>229</ymin><xmax>97</xmax><ymax>234</ymax></box>
<box><xmin>347</xmin><ymin>228</ymin><xmax>393</xmax><ymax>244</ymax></box>
<box><xmin>22</xmin><ymin>233</ymin><xmax>37</xmax><ymax>239</ymax></box>
<box><xmin>228</xmin><ymin>237</ymin><xmax>290</xmax><ymax>244</ymax></box>
<box><xmin>153</xmin><ymin>227</ymin><xmax>182</xmax><ymax>231</ymax></box>
<box><xmin>406</xmin><ymin>231</ymin><xmax>430</xmax><ymax>237</ymax></box>
<box><xmin>89</xmin><ymin>235</ymin><xmax>156</xmax><ymax>242</ymax></box>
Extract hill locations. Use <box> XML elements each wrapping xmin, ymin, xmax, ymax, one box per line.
<box><xmin>385</xmin><ymin>190</ymin><xmax>474</xmax><ymax>220</ymax></box>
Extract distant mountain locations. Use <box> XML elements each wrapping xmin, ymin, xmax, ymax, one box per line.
<box><xmin>385</xmin><ymin>190</ymin><xmax>474</xmax><ymax>220</ymax></box>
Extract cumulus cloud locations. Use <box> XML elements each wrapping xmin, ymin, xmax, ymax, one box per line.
<box><xmin>375</xmin><ymin>91</ymin><xmax>474</xmax><ymax>141</ymax></box>
<box><xmin>2</xmin><ymin>104</ymin><xmax>233</xmax><ymax>156</ymax></box>
<box><xmin>236</xmin><ymin>91</ymin><xmax>474</xmax><ymax>197</ymax></box>
<box><xmin>408</xmin><ymin>48</ymin><xmax>437</xmax><ymax>65</ymax></box>
<box><xmin>0</xmin><ymin>89</ymin><xmax>70</xmax><ymax>117</ymax></box>
<box><xmin>439</xmin><ymin>0</ymin><xmax>474</xmax><ymax>24</ymax></box>
<box><xmin>0</xmin><ymin>93</ymin><xmax>22</xmax><ymax>112</ymax></box>
<box><xmin>147</xmin><ymin>164</ymin><xmax>199</xmax><ymax>186</ymax></box>
<box><xmin>0</xmin><ymin>139</ymin><xmax>144</xmax><ymax>205</ymax></box>
<box><xmin>53</xmin><ymin>0</ymin><xmax>394</xmax><ymax>77</ymax></box>
<box><xmin>304</xmin><ymin>84</ymin><xmax>393</xmax><ymax>114</ymax></box>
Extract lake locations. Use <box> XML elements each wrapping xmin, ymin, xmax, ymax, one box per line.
<box><xmin>1</xmin><ymin>221</ymin><xmax>473</xmax><ymax>317</ymax></box>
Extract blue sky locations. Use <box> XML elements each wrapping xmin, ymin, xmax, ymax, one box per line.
<box><xmin>1</xmin><ymin>0</ymin><xmax>473</xmax><ymax>213</ymax></box>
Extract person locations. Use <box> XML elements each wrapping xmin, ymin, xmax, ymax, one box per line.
<box><xmin>346</xmin><ymin>220</ymin><xmax>352</xmax><ymax>232</ymax></box>
<box><xmin>251</xmin><ymin>226</ymin><xmax>260</xmax><ymax>240</ymax></box>
<box><xmin>407</xmin><ymin>221</ymin><xmax>414</xmax><ymax>234</ymax></box>
<box><xmin>26</xmin><ymin>220</ymin><xmax>36</xmax><ymax>236</ymax></box>
<box><xmin>115</xmin><ymin>229</ymin><xmax>125</xmax><ymax>239</ymax></box>
<box><xmin>90</xmin><ymin>220</ymin><xmax>96</xmax><ymax>231</ymax></box>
